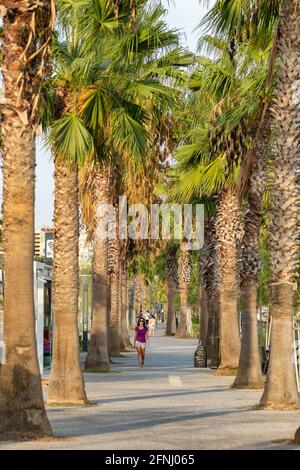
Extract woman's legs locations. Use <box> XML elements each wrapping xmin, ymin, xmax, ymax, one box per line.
<box><xmin>136</xmin><ymin>347</ymin><xmax>142</xmax><ymax>367</ymax></box>
<box><xmin>141</xmin><ymin>347</ymin><xmax>146</xmax><ymax>365</ymax></box>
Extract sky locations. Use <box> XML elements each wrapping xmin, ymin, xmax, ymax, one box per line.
<box><xmin>21</xmin><ymin>0</ymin><xmax>209</xmax><ymax>228</ymax></box>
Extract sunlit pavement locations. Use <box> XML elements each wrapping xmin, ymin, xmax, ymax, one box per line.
<box><xmin>1</xmin><ymin>324</ymin><xmax>300</xmax><ymax>450</ymax></box>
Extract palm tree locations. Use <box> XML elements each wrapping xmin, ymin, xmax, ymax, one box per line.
<box><xmin>61</xmin><ymin>0</ymin><xmax>189</xmax><ymax>365</ymax></box>
<box><xmin>48</xmin><ymin>156</ymin><xmax>87</xmax><ymax>405</ymax></box>
<box><xmin>174</xmin><ymin>53</ymin><xmax>246</xmax><ymax>371</ymax></box>
<box><xmin>166</xmin><ymin>245</ymin><xmax>178</xmax><ymax>336</ymax></box>
<box><xmin>198</xmin><ymin>247</ymin><xmax>208</xmax><ymax>346</ymax></box>
<box><xmin>46</xmin><ymin>0</ymin><xmax>158</xmax><ymax>388</ymax></box>
<box><xmin>45</xmin><ymin>25</ymin><xmax>91</xmax><ymax>405</ymax></box>
<box><xmin>119</xmin><ymin>257</ymin><xmax>132</xmax><ymax>350</ymax></box>
<box><xmin>177</xmin><ymin>240</ymin><xmax>192</xmax><ymax>338</ymax></box>
<box><xmin>108</xmin><ymin>237</ymin><xmax>121</xmax><ymax>356</ymax></box>
<box><xmin>233</xmin><ymin>111</ymin><xmax>270</xmax><ymax>389</ymax></box>
<box><xmin>203</xmin><ymin>215</ymin><xmax>221</xmax><ymax>367</ymax></box>
<box><xmin>0</xmin><ymin>1</ymin><xmax>53</xmax><ymax>436</ymax></box>
<box><xmin>201</xmin><ymin>0</ymin><xmax>277</xmax><ymax>385</ymax></box>
<box><xmin>83</xmin><ymin>162</ymin><xmax>111</xmax><ymax>370</ymax></box>
<box><xmin>259</xmin><ymin>0</ymin><xmax>300</xmax><ymax>409</ymax></box>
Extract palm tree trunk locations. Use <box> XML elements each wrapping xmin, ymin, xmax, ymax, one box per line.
<box><xmin>177</xmin><ymin>287</ymin><xmax>188</xmax><ymax>337</ymax></box>
<box><xmin>260</xmin><ymin>285</ymin><xmax>299</xmax><ymax>407</ymax></box>
<box><xmin>85</xmin><ymin>166</ymin><xmax>110</xmax><ymax>370</ymax></box>
<box><xmin>166</xmin><ymin>280</ymin><xmax>176</xmax><ymax>336</ymax></box>
<box><xmin>0</xmin><ymin>3</ymin><xmax>52</xmax><ymax>436</ymax></box>
<box><xmin>233</xmin><ymin>112</ymin><xmax>270</xmax><ymax>389</ymax></box>
<box><xmin>120</xmin><ymin>266</ymin><xmax>132</xmax><ymax>350</ymax></box>
<box><xmin>199</xmin><ymin>248</ymin><xmax>208</xmax><ymax>343</ymax></box>
<box><xmin>107</xmin><ymin>274</ymin><xmax>111</xmax><ymax>360</ymax></box>
<box><xmin>233</xmin><ymin>283</ymin><xmax>264</xmax><ymax>388</ymax></box>
<box><xmin>177</xmin><ymin>241</ymin><xmax>191</xmax><ymax>338</ymax></box>
<box><xmin>128</xmin><ymin>280</ymin><xmax>135</xmax><ymax>328</ymax></box>
<box><xmin>260</xmin><ymin>0</ymin><xmax>300</xmax><ymax>410</ymax></box>
<box><xmin>204</xmin><ymin>217</ymin><xmax>220</xmax><ymax>367</ymax></box>
<box><xmin>0</xmin><ymin>137</ymin><xmax>52</xmax><ymax>434</ymax></box>
<box><xmin>200</xmin><ymin>288</ymin><xmax>208</xmax><ymax>342</ymax></box>
<box><xmin>109</xmin><ymin>240</ymin><xmax>121</xmax><ymax>357</ymax></box>
<box><xmin>216</xmin><ymin>189</ymin><xmax>242</xmax><ymax>371</ymax></box>
<box><xmin>48</xmin><ymin>161</ymin><xmax>87</xmax><ymax>405</ymax></box>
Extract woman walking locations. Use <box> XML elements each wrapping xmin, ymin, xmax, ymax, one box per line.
<box><xmin>134</xmin><ymin>318</ymin><xmax>149</xmax><ymax>368</ymax></box>
<box><xmin>149</xmin><ymin>315</ymin><xmax>157</xmax><ymax>337</ymax></box>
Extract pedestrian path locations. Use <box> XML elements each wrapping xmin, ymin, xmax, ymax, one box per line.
<box><xmin>1</xmin><ymin>324</ymin><xmax>300</xmax><ymax>449</ymax></box>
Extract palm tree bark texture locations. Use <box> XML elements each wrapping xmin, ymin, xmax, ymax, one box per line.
<box><xmin>108</xmin><ymin>238</ymin><xmax>121</xmax><ymax>357</ymax></box>
<box><xmin>85</xmin><ymin>164</ymin><xmax>110</xmax><ymax>370</ymax></box>
<box><xmin>259</xmin><ymin>0</ymin><xmax>300</xmax><ymax>411</ymax></box>
<box><xmin>48</xmin><ymin>160</ymin><xmax>87</xmax><ymax>405</ymax></box>
<box><xmin>216</xmin><ymin>189</ymin><xmax>243</xmax><ymax>372</ymax></box>
<box><xmin>233</xmin><ymin>113</ymin><xmax>270</xmax><ymax>389</ymax></box>
<box><xmin>177</xmin><ymin>241</ymin><xmax>192</xmax><ymax>338</ymax></box>
<box><xmin>119</xmin><ymin>262</ymin><xmax>132</xmax><ymax>350</ymax></box>
<box><xmin>198</xmin><ymin>248</ymin><xmax>208</xmax><ymax>345</ymax></box>
<box><xmin>0</xmin><ymin>1</ymin><xmax>53</xmax><ymax>436</ymax></box>
<box><xmin>166</xmin><ymin>248</ymin><xmax>177</xmax><ymax>336</ymax></box>
<box><xmin>204</xmin><ymin>216</ymin><xmax>220</xmax><ymax>367</ymax></box>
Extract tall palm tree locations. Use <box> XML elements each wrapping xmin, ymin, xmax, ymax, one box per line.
<box><xmin>45</xmin><ymin>34</ymin><xmax>91</xmax><ymax>405</ymax></box>
<box><xmin>177</xmin><ymin>240</ymin><xmax>192</xmax><ymax>338</ymax></box>
<box><xmin>174</xmin><ymin>53</ymin><xmax>246</xmax><ymax>371</ymax></box>
<box><xmin>48</xmin><ymin>156</ymin><xmax>87</xmax><ymax>404</ymax></box>
<box><xmin>57</xmin><ymin>0</ymin><xmax>189</xmax><ymax>366</ymax></box>
<box><xmin>0</xmin><ymin>1</ymin><xmax>54</xmax><ymax>436</ymax></box>
<box><xmin>233</xmin><ymin>111</ymin><xmax>270</xmax><ymax>388</ymax></box>
<box><xmin>259</xmin><ymin>0</ymin><xmax>300</xmax><ymax>409</ymax></box>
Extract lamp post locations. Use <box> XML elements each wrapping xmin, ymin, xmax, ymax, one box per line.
<box><xmin>80</xmin><ymin>274</ymin><xmax>91</xmax><ymax>352</ymax></box>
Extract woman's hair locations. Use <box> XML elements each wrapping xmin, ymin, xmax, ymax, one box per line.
<box><xmin>137</xmin><ymin>318</ymin><xmax>146</xmax><ymax>327</ymax></box>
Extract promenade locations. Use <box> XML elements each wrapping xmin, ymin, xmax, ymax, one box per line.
<box><xmin>1</xmin><ymin>325</ymin><xmax>299</xmax><ymax>450</ymax></box>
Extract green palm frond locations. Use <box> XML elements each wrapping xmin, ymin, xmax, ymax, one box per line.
<box><xmin>197</xmin><ymin>34</ymin><xmax>229</xmax><ymax>56</ymax></box>
<box><xmin>47</xmin><ymin>113</ymin><xmax>95</xmax><ymax>164</ymax></box>
<box><xmin>109</xmin><ymin>108</ymin><xmax>148</xmax><ymax>161</ymax></box>
<box><xmin>79</xmin><ymin>84</ymin><xmax>110</xmax><ymax>131</ymax></box>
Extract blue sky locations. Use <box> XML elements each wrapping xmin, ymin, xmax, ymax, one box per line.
<box><xmin>34</xmin><ymin>0</ymin><xmax>208</xmax><ymax>228</ymax></box>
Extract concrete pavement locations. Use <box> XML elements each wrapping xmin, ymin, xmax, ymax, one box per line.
<box><xmin>0</xmin><ymin>324</ymin><xmax>300</xmax><ymax>449</ymax></box>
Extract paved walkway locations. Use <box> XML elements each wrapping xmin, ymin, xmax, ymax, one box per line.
<box><xmin>1</xmin><ymin>324</ymin><xmax>300</xmax><ymax>449</ymax></box>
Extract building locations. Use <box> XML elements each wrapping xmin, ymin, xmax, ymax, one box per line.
<box><xmin>34</xmin><ymin>231</ymin><xmax>42</xmax><ymax>257</ymax></box>
<box><xmin>34</xmin><ymin>226</ymin><xmax>54</xmax><ymax>259</ymax></box>
<box><xmin>79</xmin><ymin>228</ymin><xmax>93</xmax><ymax>264</ymax></box>
<box><xmin>35</xmin><ymin>226</ymin><xmax>93</xmax><ymax>264</ymax></box>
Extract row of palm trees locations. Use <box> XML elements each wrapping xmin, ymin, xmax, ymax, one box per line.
<box><xmin>165</xmin><ymin>0</ymin><xmax>299</xmax><ymax>428</ymax></box>
<box><xmin>0</xmin><ymin>0</ymin><xmax>299</xmax><ymax>444</ymax></box>
<box><xmin>0</xmin><ymin>0</ymin><xmax>191</xmax><ymax>436</ymax></box>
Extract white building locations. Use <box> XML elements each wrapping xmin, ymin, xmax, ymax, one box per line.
<box><xmin>35</xmin><ymin>226</ymin><xmax>93</xmax><ymax>264</ymax></box>
<box><xmin>79</xmin><ymin>228</ymin><xmax>93</xmax><ymax>264</ymax></box>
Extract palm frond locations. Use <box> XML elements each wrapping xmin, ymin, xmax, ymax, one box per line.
<box><xmin>47</xmin><ymin>113</ymin><xmax>95</xmax><ymax>164</ymax></box>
